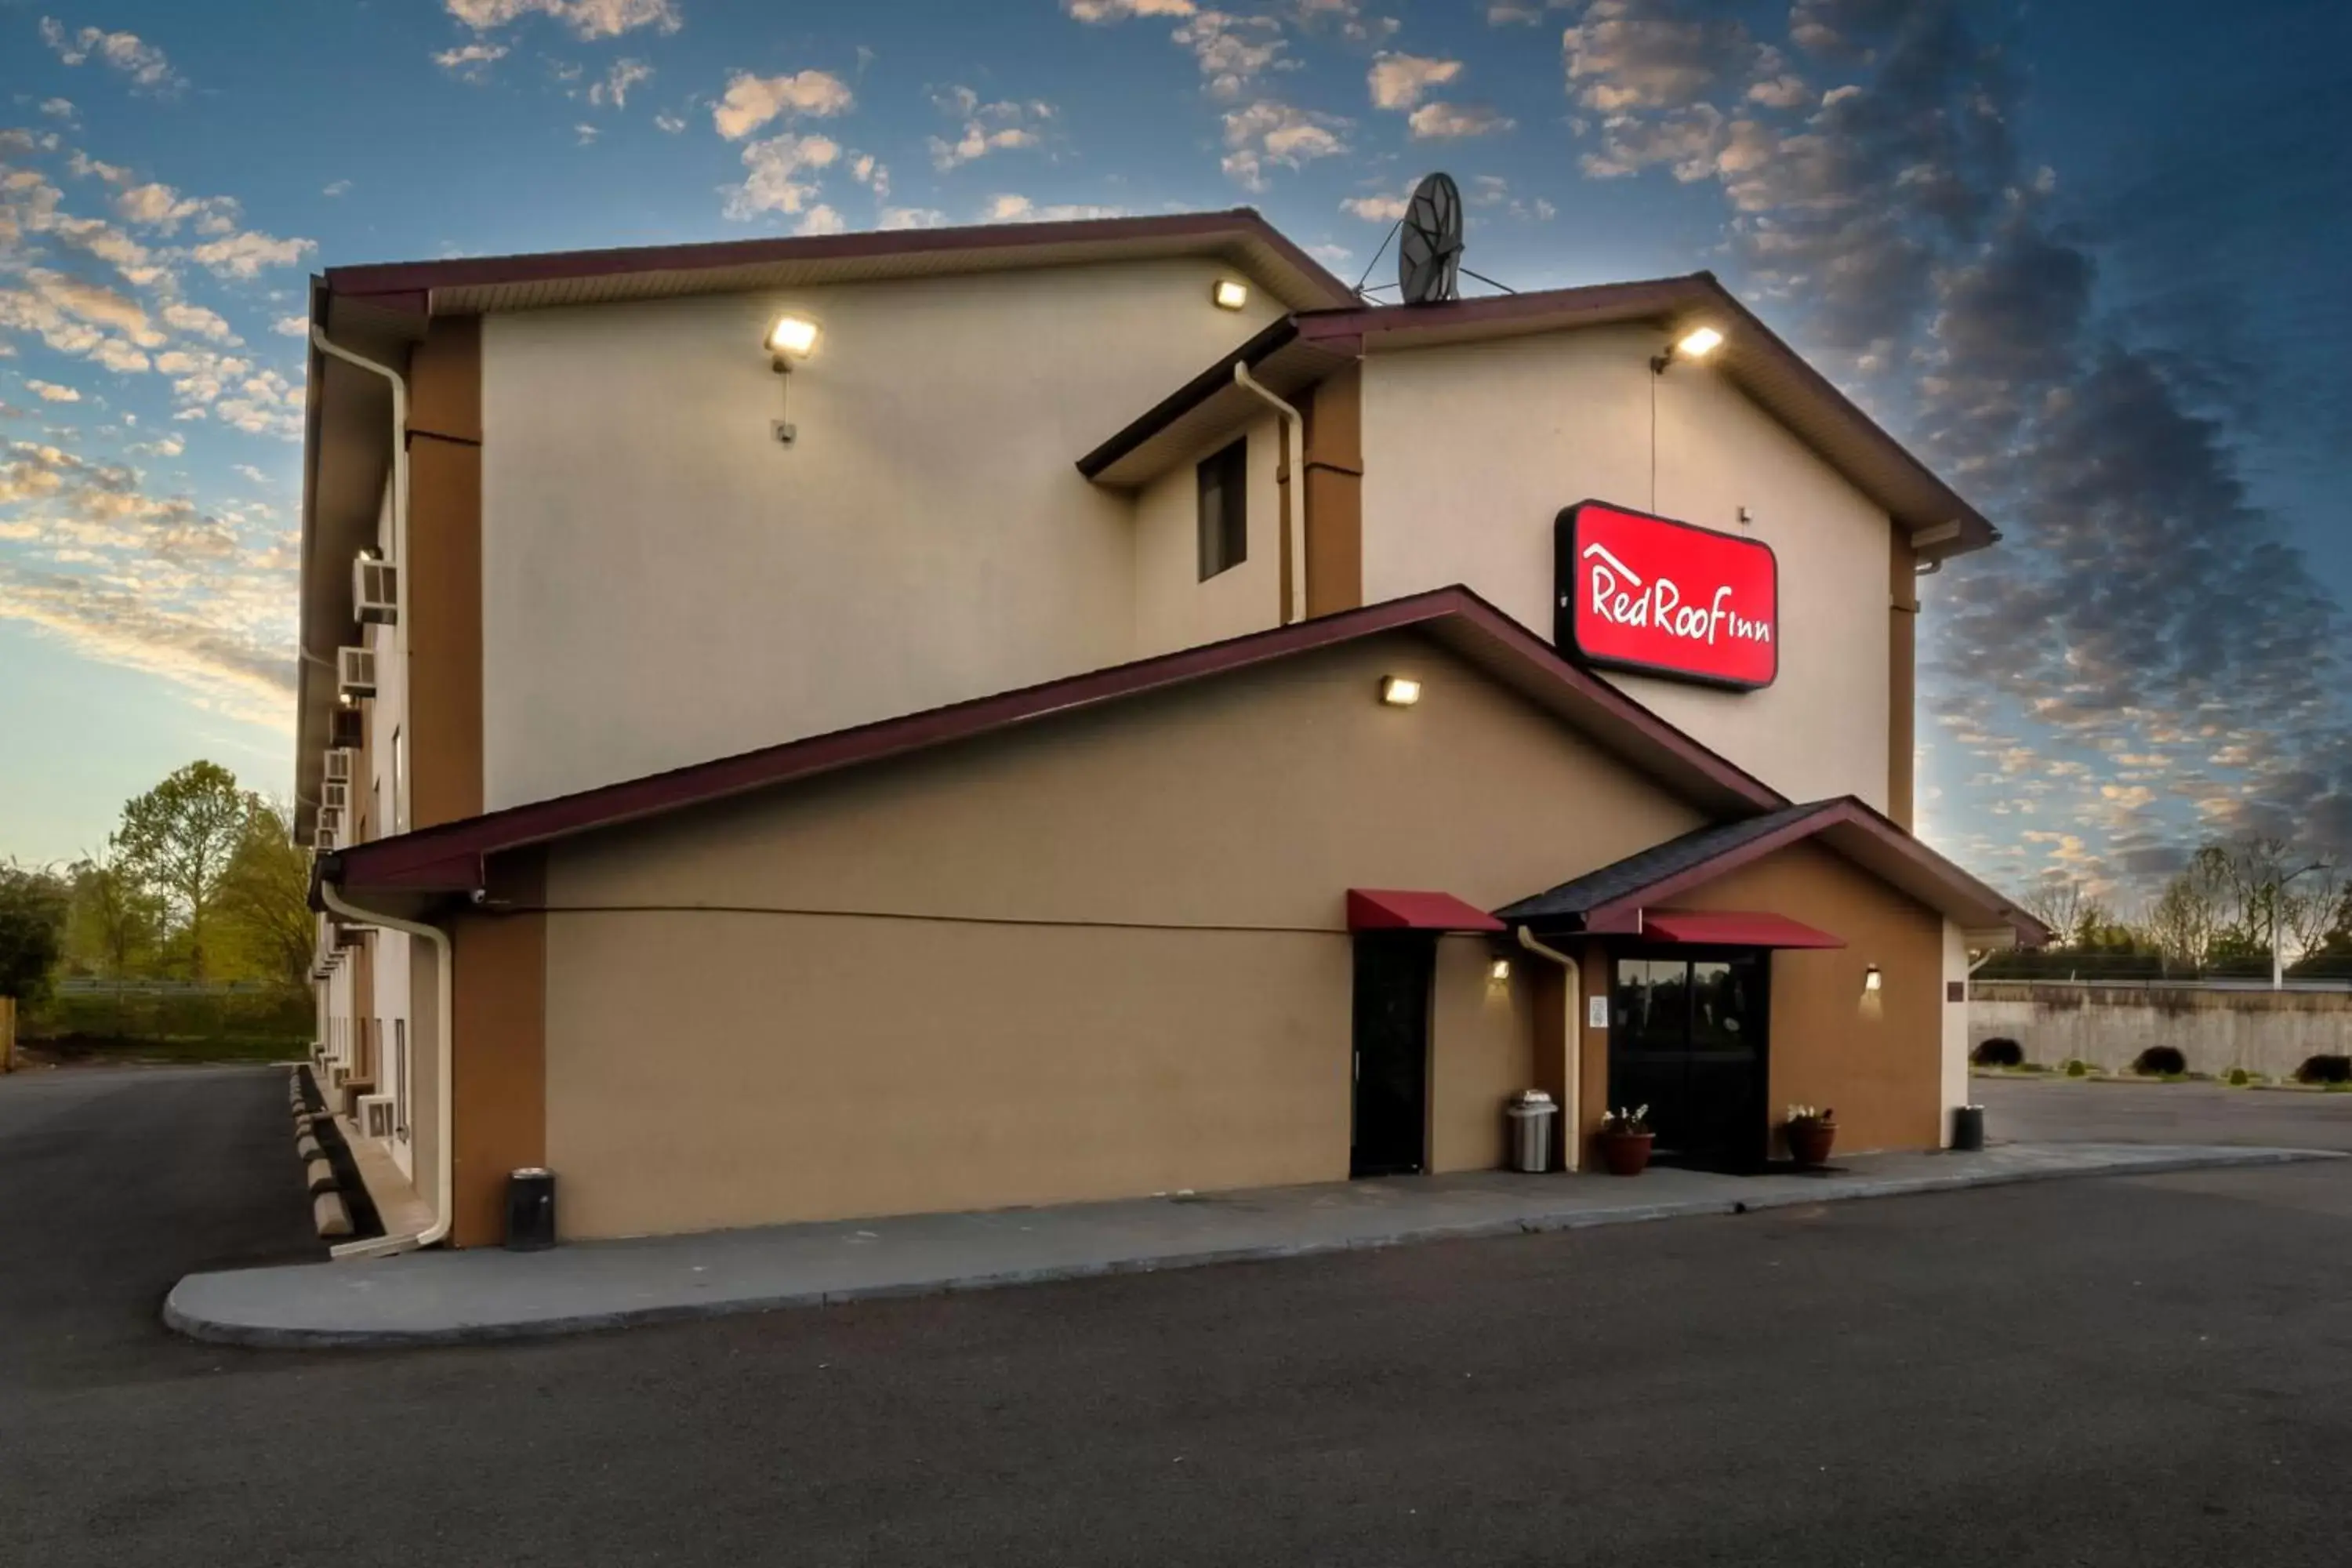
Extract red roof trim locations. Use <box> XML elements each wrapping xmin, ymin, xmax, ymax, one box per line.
<box><xmin>1346</xmin><ymin>889</ymin><xmax>1508</xmax><ymax>934</ymax></box>
<box><xmin>322</xmin><ymin>209</ymin><xmax>1355</xmax><ymax>310</ymax></box>
<box><xmin>325</xmin><ymin>586</ymin><xmax>1784</xmax><ymax>896</ymax></box>
<box><xmin>1639</xmin><ymin>909</ymin><xmax>1845</xmax><ymax>949</ymax></box>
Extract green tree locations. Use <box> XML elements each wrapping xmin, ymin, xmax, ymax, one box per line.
<box><xmin>220</xmin><ymin>800</ymin><xmax>316</xmax><ymax>988</ymax></box>
<box><xmin>63</xmin><ymin>849</ymin><xmax>166</xmax><ymax>980</ymax></box>
<box><xmin>111</xmin><ymin>761</ymin><xmax>256</xmax><ymax>983</ymax></box>
<box><xmin>0</xmin><ymin>862</ymin><xmax>71</xmax><ymax>1005</ymax></box>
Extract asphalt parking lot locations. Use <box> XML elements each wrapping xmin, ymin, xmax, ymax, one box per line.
<box><xmin>5</xmin><ymin>1065</ymin><xmax>2352</xmax><ymax>1566</ymax></box>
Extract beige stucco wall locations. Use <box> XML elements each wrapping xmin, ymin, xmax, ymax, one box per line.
<box><xmin>478</xmin><ymin>257</ymin><xmax>1287</xmax><ymax>811</ymax></box>
<box><xmin>1356</xmin><ymin>325</ymin><xmax>1896</xmax><ymax>811</ymax></box>
<box><xmin>1131</xmin><ymin>410</ymin><xmax>1285</xmax><ymax>659</ymax></box>
<box><xmin>1940</xmin><ymin>921</ymin><xmax>1969</xmax><ymax>1145</ymax></box>
<box><xmin>539</xmin><ymin>632</ymin><xmax>1704</xmax><ymax>1238</ymax></box>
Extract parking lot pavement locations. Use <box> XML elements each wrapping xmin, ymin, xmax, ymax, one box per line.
<box><xmin>8</xmin><ymin>1066</ymin><xmax>2352</xmax><ymax>1566</ymax></box>
<box><xmin>0</xmin><ymin>1065</ymin><xmax>319</xmax><ymax>1388</ymax></box>
<box><xmin>1975</xmin><ymin>1073</ymin><xmax>2352</xmax><ymax>1151</ymax></box>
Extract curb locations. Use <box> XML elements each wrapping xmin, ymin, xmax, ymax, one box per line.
<box><xmin>161</xmin><ymin>1145</ymin><xmax>2339</xmax><ymax>1351</ymax></box>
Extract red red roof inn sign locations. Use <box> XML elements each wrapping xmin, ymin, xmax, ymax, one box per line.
<box><xmin>1553</xmin><ymin>501</ymin><xmax>1779</xmax><ymax>690</ymax></box>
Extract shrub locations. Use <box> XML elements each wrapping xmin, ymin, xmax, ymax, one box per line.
<box><xmin>2132</xmin><ymin>1046</ymin><xmax>2187</xmax><ymax>1078</ymax></box>
<box><xmin>1972</xmin><ymin>1037</ymin><xmax>2025</xmax><ymax>1069</ymax></box>
<box><xmin>2294</xmin><ymin>1054</ymin><xmax>2352</xmax><ymax>1086</ymax></box>
<box><xmin>2063</xmin><ymin>1058</ymin><xmax>2092</xmax><ymax>1077</ymax></box>
<box><xmin>2227</xmin><ymin>1067</ymin><xmax>2255</xmax><ymax>1087</ymax></box>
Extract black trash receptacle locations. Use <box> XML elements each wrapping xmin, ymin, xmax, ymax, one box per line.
<box><xmin>505</xmin><ymin>1167</ymin><xmax>556</xmax><ymax>1251</ymax></box>
<box><xmin>1951</xmin><ymin>1105</ymin><xmax>1985</xmax><ymax>1152</ymax></box>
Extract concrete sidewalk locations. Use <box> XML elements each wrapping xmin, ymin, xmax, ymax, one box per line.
<box><xmin>165</xmin><ymin>1142</ymin><xmax>2337</xmax><ymax>1348</ymax></box>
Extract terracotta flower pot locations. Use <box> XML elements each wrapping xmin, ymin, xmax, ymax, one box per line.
<box><xmin>1599</xmin><ymin>1131</ymin><xmax>1653</xmax><ymax>1177</ymax></box>
<box><xmin>1785</xmin><ymin>1120</ymin><xmax>1837</xmax><ymax>1167</ymax></box>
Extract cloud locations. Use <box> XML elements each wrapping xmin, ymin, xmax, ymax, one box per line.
<box><xmin>1219</xmin><ymin>100</ymin><xmax>1348</xmax><ymax>191</ymax></box>
<box><xmin>653</xmin><ymin>111</ymin><xmax>687</xmax><ymax>133</ymax></box>
<box><xmin>588</xmin><ymin>58</ymin><xmax>654</xmax><ymax>109</ymax></box>
<box><xmin>1367</xmin><ymin>53</ymin><xmax>1462</xmax><ymax>111</ymax></box>
<box><xmin>158</xmin><ymin>302</ymin><xmax>238</xmax><ymax>343</ymax></box>
<box><xmin>848</xmin><ymin>151</ymin><xmax>887</xmax><ymax>198</ymax></box>
<box><xmin>38</xmin><ymin>18</ymin><xmax>185</xmax><ymax>95</ymax></box>
<box><xmin>879</xmin><ymin>205</ymin><xmax>949</xmax><ymax>230</ymax></box>
<box><xmin>574</xmin><ymin>122</ymin><xmax>601</xmax><ymax>146</ymax></box>
<box><xmin>713</xmin><ymin>69</ymin><xmax>855</xmax><ymax>140</ymax></box>
<box><xmin>1340</xmin><ymin>192</ymin><xmax>1407</xmax><ymax>221</ymax></box>
<box><xmin>793</xmin><ymin>204</ymin><xmax>846</xmax><ymax>237</ymax></box>
<box><xmin>434</xmin><ymin>42</ymin><xmax>510</xmax><ymax>80</ymax></box>
<box><xmin>40</xmin><ymin>99</ymin><xmax>78</xmax><ymax>122</ymax></box>
<box><xmin>114</xmin><ymin>181</ymin><xmax>239</xmax><ymax>235</ymax></box>
<box><xmin>720</xmin><ymin>132</ymin><xmax>841</xmax><ymax>220</ymax></box>
<box><xmin>984</xmin><ymin>194</ymin><xmax>1126</xmax><ymax>223</ymax></box>
<box><xmin>322</xmin><ymin>179</ymin><xmax>352</xmax><ymax>198</ymax></box>
<box><xmin>26</xmin><ymin>380</ymin><xmax>82</xmax><ymax>402</ymax></box>
<box><xmin>1561</xmin><ymin>0</ymin><xmax>1753</xmax><ymax>112</ymax></box>
<box><xmin>272</xmin><ymin>314</ymin><xmax>309</xmax><ymax>339</ymax></box>
<box><xmin>187</xmin><ymin>230</ymin><xmax>317</xmax><ymax>279</ymax></box>
<box><xmin>1407</xmin><ymin>102</ymin><xmax>1514</xmax><ymax>140</ymax></box>
<box><xmin>1062</xmin><ymin>0</ymin><xmax>1196</xmax><ymax>18</ymax></box>
<box><xmin>927</xmin><ymin>87</ymin><xmax>1054</xmax><ymax>170</ymax></box>
<box><xmin>1172</xmin><ymin>11</ymin><xmax>1291</xmax><ymax>99</ymax></box>
<box><xmin>444</xmin><ymin>0</ymin><xmax>682</xmax><ymax>40</ymax></box>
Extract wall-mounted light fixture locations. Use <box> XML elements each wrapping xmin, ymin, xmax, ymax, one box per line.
<box><xmin>1212</xmin><ymin>278</ymin><xmax>1250</xmax><ymax>311</ymax></box>
<box><xmin>1489</xmin><ymin>958</ymin><xmax>1512</xmax><ymax>982</ymax></box>
<box><xmin>767</xmin><ymin>314</ymin><xmax>820</xmax><ymax>371</ymax></box>
<box><xmin>1379</xmin><ymin>675</ymin><xmax>1421</xmax><ymax>707</ymax></box>
<box><xmin>1864</xmin><ymin>964</ymin><xmax>1882</xmax><ymax>995</ymax></box>
<box><xmin>1651</xmin><ymin>325</ymin><xmax>1723</xmax><ymax>375</ymax></box>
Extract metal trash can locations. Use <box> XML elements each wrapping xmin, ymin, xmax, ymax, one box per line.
<box><xmin>1951</xmin><ymin>1105</ymin><xmax>1986</xmax><ymax>1152</ymax></box>
<box><xmin>505</xmin><ymin>1167</ymin><xmax>557</xmax><ymax>1251</ymax></box>
<box><xmin>1506</xmin><ymin>1089</ymin><xmax>1558</xmax><ymax>1174</ymax></box>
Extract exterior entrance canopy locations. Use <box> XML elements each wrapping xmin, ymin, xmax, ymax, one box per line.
<box><xmin>1639</xmin><ymin>909</ymin><xmax>1843</xmax><ymax>948</ymax></box>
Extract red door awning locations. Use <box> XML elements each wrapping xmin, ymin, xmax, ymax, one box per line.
<box><xmin>1640</xmin><ymin>909</ymin><xmax>1845</xmax><ymax>948</ymax></box>
<box><xmin>1346</xmin><ymin>889</ymin><xmax>1507</xmax><ymax>934</ymax></box>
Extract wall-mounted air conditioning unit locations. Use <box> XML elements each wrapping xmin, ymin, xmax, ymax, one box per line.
<box><xmin>321</xmin><ymin>779</ymin><xmax>349</xmax><ymax>812</ymax></box>
<box><xmin>329</xmin><ymin>1065</ymin><xmax>350</xmax><ymax>1091</ymax></box>
<box><xmin>313</xmin><ymin>826</ymin><xmax>339</xmax><ymax>853</ymax></box>
<box><xmin>354</xmin><ymin>556</ymin><xmax>398</xmax><ymax>626</ymax></box>
<box><xmin>336</xmin><ymin>645</ymin><xmax>376</xmax><ymax>701</ymax></box>
<box><xmin>358</xmin><ymin>1094</ymin><xmax>397</xmax><ymax>1141</ymax></box>
<box><xmin>325</xmin><ymin>747</ymin><xmax>354</xmax><ymax>784</ymax></box>
<box><xmin>318</xmin><ymin>806</ymin><xmax>344</xmax><ymax>839</ymax></box>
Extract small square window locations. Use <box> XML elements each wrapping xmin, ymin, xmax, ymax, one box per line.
<box><xmin>1197</xmin><ymin>437</ymin><xmax>1247</xmax><ymax>581</ymax></box>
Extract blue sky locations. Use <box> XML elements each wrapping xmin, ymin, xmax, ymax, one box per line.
<box><xmin>2</xmin><ymin>0</ymin><xmax>2347</xmax><ymax>912</ymax></box>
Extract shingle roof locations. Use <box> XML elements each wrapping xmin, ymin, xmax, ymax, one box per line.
<box><xmin>1496</xmin><ymin>802</ymin><xmax>1838</xmax><ymax>924</ymax></box>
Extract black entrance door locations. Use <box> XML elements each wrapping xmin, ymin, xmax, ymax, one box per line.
<box><xmin>1610</xmin><ymin>953</ymin><xmax>1769</xmax><ymax>1170</ymax></box>
<box><xmin>1352</xmin><ymin>934</ymin><xmax>1435</xmax><ymax>1177</ymax></box>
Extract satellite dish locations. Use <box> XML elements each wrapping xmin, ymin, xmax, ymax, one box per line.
<box><xmin>1396</xmin><ymin>172</ymin><xmax>1463</xmax><ymax>306</ymax></box>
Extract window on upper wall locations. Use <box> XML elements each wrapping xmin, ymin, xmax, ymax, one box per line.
<box><xmin>1196</xmin><ymin>437</ymin><xmax>1247</xmax><ymax>581</ymax></box>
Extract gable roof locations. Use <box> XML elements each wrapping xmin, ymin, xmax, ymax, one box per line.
<box><xmin>1076</xmin><ymin>272</ymin><xmax>1997</xmax><ymax>564</ymax></box>
<box><xmin>324</xmin><ymin>584</ymin><xmax>1790</xmax><ymax>900</ymax></box>
<box><xmin>1497</xmin><ymin>797</ymin><xmax>2049</xmax><ymax>945</ymax></box>
<box><xmin>316</xmin><ymin>208</ymin><xmax>1356</xmax><ymax>332</ymax></box>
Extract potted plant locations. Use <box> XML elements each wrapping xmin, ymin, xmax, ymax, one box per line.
<box><xmin>1783</xmin><ymin>1105</ymin><xmax>1837</xmax><ymax>1167</ymax></box>
<box><xmin>1596</xmin><ymin>1105</ymin><xmax>1653</xmax><ymax>1176</ymax></box>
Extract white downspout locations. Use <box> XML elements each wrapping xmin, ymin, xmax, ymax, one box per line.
<box><xmin>1232</xmin><ymin>363</ymin><xmax>1306</xmax><ymax>626</ymax></box>
<box><xmin>310</xmin><ymin>325</ymin><xmax>412</xmax><ymax>833</ymax></box>
<box><xmin>1515</xmin><ymin>927</ymin><xmax>1583</xmax><ymax>1172</ymax></box>
<box><xmin>318</xmin><ymin>880</ymin><xmax>453</xmax><ymax>1258</ymax></box>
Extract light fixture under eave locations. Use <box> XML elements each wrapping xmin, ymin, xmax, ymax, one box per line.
<box><xmin>1490</xmin><ymin>958</ymin><xmax>1512</xmax><ymax>982</ymax></box>
<box><xmin>1212</xmin><ymin>278</ymin><xmax>1250</xmax><ymax>311</ymax></box>
<box><xmin>1864</xmin><ymin>964</ymin><xmax>1883</xmax><ymax>994</ymax></box>
<box><xmin>1652</xmin><ymin>324</ymin><xmax>1724</xmax><ymax>375</ymax></box>
<box><xmin>767</xmin><ymin>314</ymin><xmax>819</xmax><ymax>369</ymax></box>
<box><xmin>1379</xmin><ymin>675</ymin><xmax>1421</xmax><ymax>707</ymax></box>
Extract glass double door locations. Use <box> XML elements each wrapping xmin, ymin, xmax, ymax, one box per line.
<box><xmin>1610</xmin><ymin>952</ymin><xmax>1769</xmax><ymax>1171</ymax></box>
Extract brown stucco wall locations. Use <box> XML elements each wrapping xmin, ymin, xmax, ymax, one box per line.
<box><xmin>1670</xmin><ymin>839</ymin><xmax>1945</xmax><ymax>1155</ymax></box>
<box><xmin>406</xmin><ymin>317</ymin><xmax>485</xmax><ymax>832</ymax></box>
<box><xmin>531</xmin><ymin>632</ymin><xmax>1705</xmax><ymax>1238</ymax></box>
<box><xmin>449</xmin><ymin>851</ymin><xmax>546</xmax><ymax>1247</ymax></box>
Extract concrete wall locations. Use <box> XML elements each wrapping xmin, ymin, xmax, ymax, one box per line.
<box><xmin>1356</xmin><ymin>325</ymin><xmax>1896</xmax><ymax>812</ymax></box>
<box><xmin>1131</xmin><ymin>411</ymin><xmax>1284</xmax><ymax>659</ymax></box>
<box><xmin>538</xmin><ymin>631</ymin><xmax>1701</xmax><ymax>1238</ymax></box>
<box><xmin>478</xmin><ymin>257</ymin><xmax>1286</xmax><ymax>811</ymax></box>
<box><xmin>1969</xmin><ymin>985</ymin><xmax>2352</xmax><ymax>1080</ymax></box>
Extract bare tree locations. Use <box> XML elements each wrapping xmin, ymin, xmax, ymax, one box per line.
<box><xmin>2145</xmin><ymin>859</ymin><xmax>2224</xmax><ymax>967</ymax></box>
<box><xmin>2024</xmin><ymin>877</ymin><xmax>2090</xmax><ymax>949</ymax></box>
